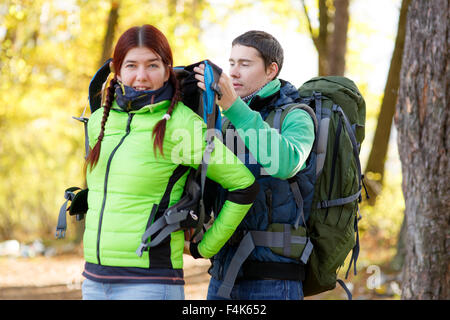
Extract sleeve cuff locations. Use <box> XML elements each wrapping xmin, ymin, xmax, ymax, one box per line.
<box><xmin>189</xmin><ymin>242</ymin><xmax>203</xmax><ymax>259</ymax></box>
<box><xmin>223</xmin><ymin>98</ymin><xmax>255</xmax><ymax>129</ymax></box>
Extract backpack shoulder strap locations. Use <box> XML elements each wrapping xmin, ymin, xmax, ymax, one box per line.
<box><xmin>266</xmin><ymin>103</ymin><xmax>318</xmax><ymax>136</ymax></box>
<box><xmin>221</xmin><ymin>117</ymin><xmax>231</xmax><ymax>136</ymax></box>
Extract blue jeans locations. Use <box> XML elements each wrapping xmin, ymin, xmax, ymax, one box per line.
<box><xmin>207</xmin><ymin>277</ymin><xmax>304</xmax><ymax>300</ymax></box>
<box><xmin>82</xmin><ymin>279</ymin><xmax>185</xmax><ymax>300</ymax></box>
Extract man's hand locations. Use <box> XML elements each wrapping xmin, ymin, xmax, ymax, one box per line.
<box><xmin>184</xmin><ymin>241</ymin><xmax>191</xmax><ymax>255</ymax></box>
<box><xmin>184</xmin><ymin>228</ymin><xmax>195</xmax><ymax>255</ymax></box>
<box><xmin>194</xmin><ymin>64</ymin><xmax>238</xmax><ymax>111</ymax></box>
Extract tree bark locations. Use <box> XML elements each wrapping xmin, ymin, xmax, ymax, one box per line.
<box><xmin>328</xmin><ymin>0</ymin><xmax>349</xmax><ymax>76</ymax></box>
<box><xmin>98</xmin><ymin>0</ymin><xmax>120</xmax><ymax>68</ymax></box>
<box><xmin>301</xmin><ymin>0</ymin><xmax>349</xmax><ymax>76</ymax></box>
<box><xmin>317</xmin><ymin>0</ymin><xmax>330</xmax><ymax>75</ymax></box>
<box><xmin>364</xmin><ymin>0</ymin><xmax>410</xmax><ymax>205</ymax></box>
<box><xmin>301</xmin><ymin>0</ymin><xmax>330</xmax><ymax>75</ymax></box>
<box><xmin>395</xmin><ymin>0</ymin><xmax>449</xmax><ymax>300</ymax></box>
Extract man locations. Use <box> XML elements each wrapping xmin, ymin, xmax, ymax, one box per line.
<box><xmin>193</xmin><ymin>30</ymin><xmax>315</xmax><ymax>300</ymax></box>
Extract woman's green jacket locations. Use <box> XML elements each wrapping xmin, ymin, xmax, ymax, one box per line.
<box><xmin>84</xmin><ymin>99</ymin><xmax>257</xmax><ymax>269</ymax></box>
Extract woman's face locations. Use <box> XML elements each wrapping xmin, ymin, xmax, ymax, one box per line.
<box><xmin>117</xmin><ymin>46</ymin><xmax>170</xmax><ymax>91</ymax></box>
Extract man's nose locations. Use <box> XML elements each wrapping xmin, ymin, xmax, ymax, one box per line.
<box><xmin>229</xmin><ymin>65</ymin><xmax>239</xmax><ymax>78</ymax></box>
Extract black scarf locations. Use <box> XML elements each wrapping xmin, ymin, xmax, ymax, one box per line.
<box><xmin>115</xmin><ymin>81</ymin><xmax>174</xmax><ymax>112</ymax></box>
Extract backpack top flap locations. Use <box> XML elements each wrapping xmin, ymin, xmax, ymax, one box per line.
<box><xmin>298</xmin><ymin>76</ymin><xmax>366</xmax><ymax>144</ymax></box>
<box><xmin>89</xmin><ymin>58</ymin><xmax>112</xmax><ymax>114</ymax></box>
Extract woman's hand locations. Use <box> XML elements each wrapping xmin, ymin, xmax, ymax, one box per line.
<box><xmin>194</xmin><ymin>64</ymin><xmax>238</xmax><ymax>111</ymax></box>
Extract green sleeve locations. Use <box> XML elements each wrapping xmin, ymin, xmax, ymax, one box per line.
<box><xmin>178</xmin><ymin>114</ymin><xmax>257</xmax><ymax>259</ymax></box>
<box><xmin>223</xmin><ymin>97</ymin><xmax>315</xmax><ymax>179</ymax></box>
<box><xmin>198</xmin><ymin>137</ymin><xmax>256</xmax><ymax>259</ymax></box>
<box><xmin>198</xmin><ymin>201</ymin><xmax>252</xmax><ymax>258</ymax></box>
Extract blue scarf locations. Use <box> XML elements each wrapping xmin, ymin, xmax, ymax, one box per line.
<box><xmin>115</xmin><ymin>81</ymin><xmax>174</xmax><ymax>112</ymax></box>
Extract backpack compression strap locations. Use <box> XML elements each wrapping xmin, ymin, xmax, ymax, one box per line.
<box><xmin>317</xmin><ymin>104</ymin><xmax>362</xmax><ymax>209</ymax></box>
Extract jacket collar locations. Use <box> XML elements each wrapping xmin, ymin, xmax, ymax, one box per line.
<box><xmin>114</xmin><ymin>81</ymin><xmax>174</xmax><ymax>112</ymax></box>
<box><xmin>248</xmin><ymin>79</ymin><xmax>300</xmax><ymax>113</ymax></box>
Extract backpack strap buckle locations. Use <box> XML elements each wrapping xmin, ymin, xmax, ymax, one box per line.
<box><xmin>318</xmin><ymin>200</ymin><xmax>329</xmax><ymax>209</ymax></box>
<box><xmin>135</xmin><ymin>242</ymin><xmax>149</xmax><ymax>258</ymax></box>
<box><xmin>55</xmin><ymin>187</ymin><xmax>82</xmax><ymax>239</ymax></box>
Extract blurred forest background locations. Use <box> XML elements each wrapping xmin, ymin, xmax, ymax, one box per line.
<box><xmin>0</xmin><ymin>0</ymin><xmax>447</xmax><ymax>300</ymax></box>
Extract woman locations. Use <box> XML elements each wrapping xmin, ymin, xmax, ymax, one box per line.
<box><xmin>81</xmin><ymin>25</ymin><xmax>258</xmax><ymax>300</ymax></box>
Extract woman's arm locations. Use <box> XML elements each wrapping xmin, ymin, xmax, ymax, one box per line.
<box><xmin>180</xmin><ymin>115</ymin><xmax>259</xmax><ymax>259</ymax></box>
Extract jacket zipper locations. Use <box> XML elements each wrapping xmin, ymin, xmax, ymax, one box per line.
<box><xmin>96</xmin><ymin>113</ymin><xmax>134</xmax><ymax>265</ymax></box>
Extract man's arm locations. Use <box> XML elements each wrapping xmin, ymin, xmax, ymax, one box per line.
<box><xmin>223</xmin><ymin>98</ymin><xmax>315</xmax><ymax>179</ymax></box>
<box><xmin>194</xmin><ymin>63</ymin><xmax>315</xmax><ymax>179</ymax></box>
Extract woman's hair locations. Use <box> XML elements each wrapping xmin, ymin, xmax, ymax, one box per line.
<box><xmin>86</xmin><ymin>25</ymin><xmax>180</xmax><ymax>171</ymax></box>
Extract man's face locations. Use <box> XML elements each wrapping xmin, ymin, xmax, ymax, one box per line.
<box><xmin>229</xmin><ymin>44</ymin><xmax>275</xmax><ymax>98</ymax></box>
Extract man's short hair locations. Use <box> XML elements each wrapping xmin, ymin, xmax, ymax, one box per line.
<box><xmin>232</xmin><ymin>30</ymin><xmax>284</xmax><ymax>78</ymax></box>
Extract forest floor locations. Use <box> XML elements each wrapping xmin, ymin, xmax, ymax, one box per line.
<box><xmin>0</xmin><ymin>233</ymin><xmax>402</xmax><ymax>300</ymax></box>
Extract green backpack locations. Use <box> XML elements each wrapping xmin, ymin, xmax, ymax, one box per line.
<box><xmin>300</xmin><ymin>76</ymin><xmax>366</xmax><ymax>298</ymax></box>
<box><xmin>268</xmin><ymin>76</ymin><xmax>367</xmax><ymax>298</ymax></box>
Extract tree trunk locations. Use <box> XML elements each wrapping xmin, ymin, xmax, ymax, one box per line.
<box><xmin>390</xmin><ymin>217</ymin><xmax>406</xmax><ymax>272</ymax></box>
<box><xmin>395</xmin><ymin>0</ymin><xmax>449</xmax><ymax>300</ymax></box>
<box><xmin>98</xmin><ymin>0</ymin><xmax>120</xmax><ymax>67</ymax></box>
<box><xmin>328</xmin><ymin>0</ymin><xmax>349</xmax><ymax>76</ymax></box>
<box><xmin>364</xmin><ymin>0</ymin><xmax>410</xmax><ymax>205</ymax></box>
<box><xmin>301</xmin><ymin>0</ymin><xmax>349</xmax><ymax>76</ymax></box>
<box><xmin>317</xmin><ymin>0</ymin><xmax>330</xmax><ymax>75</ymax></box>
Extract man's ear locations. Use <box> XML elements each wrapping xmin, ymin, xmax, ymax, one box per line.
<box><xmin>266</xmin><ymin>62</ymin><xmax>279</xmax><ymax>80</ymax></box>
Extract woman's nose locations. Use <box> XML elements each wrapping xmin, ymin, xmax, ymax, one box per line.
<box><xmin>136</xmin><ymin>65</ymin><xmax>147</xmax><ymax>80</ymax></box>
